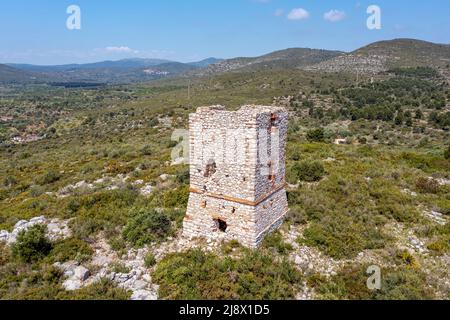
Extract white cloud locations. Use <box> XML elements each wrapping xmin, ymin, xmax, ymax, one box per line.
<box><xmin>287</xmin><ymin>8</ymin><xmax>310</xmax><ymax>21</ymax></box>
<box><xmin>105</xmin><ymin>46</ymin><xmax>139</xmax><ymax>54</ymax></box>
<box><xmin>274</xmin><ymin>9</ymin><xmax>284</xmax><ymax>17</ymax></box>
<box><xmin>323</xmin><ymin>10</ymin><xmax>346</xmax><ymax>22</ymax></box>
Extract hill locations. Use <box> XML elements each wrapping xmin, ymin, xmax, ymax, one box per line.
<box><xmin>192</xmin><ymin>48</ymin><xmax>343</xmax><ymax>76</ymax></box>
<box><xmin>3</xmin><ymin>58</ymin><xmax>220</xmax><ymax>85</ymax></box>
<box><xmin>0</xmin><ymin>64</ymin><xmax>49</xmax><ymax>84</ymax></box>
<box><xmin>305</xmin><ymin>39</ymin><xmax>450</xmax><ymax>74</ymax></box>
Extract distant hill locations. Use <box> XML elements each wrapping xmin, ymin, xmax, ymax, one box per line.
<box><xmin>187</xmin><ymin>58</ymin><xmax>223</xmax><ymax>68</ymax></box>
<box><xmin>0</xmin><ymin>64</ymin><xmax>49</xmax><ymax>84</ymax></box>
<box><xmin>305</xmin><ymin>39</ymin><xmax>450</xmax><ymax>74</ymax></box>
<box><xmin>3</xmin><ymin>58</ymin><xmax>220</xmax><ymax>84</ymax></box>
<box><xmin>8</xmin><ymin>58</ymin><xmax>173</xmax><ymax>73</ymax></box>
<box><xmin>193</xmin><ymin>48</ymin><xmax>344</xmax><ymax>75</ymax></box>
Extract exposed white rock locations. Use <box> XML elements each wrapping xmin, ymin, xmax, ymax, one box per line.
<box><xmin>140</xmin><ymin>184</ymin><xmax>154</xmax><ymax>197</ymax></box>
<box><xmin>0</xmin><ymin>230</ymin><xmax>9</xmax><ymax>242</ymax></box>
<box><xmin>132</xmin><ymin>179</ymin><xmax>144</xmax><ymax>186</ymax></box>
<box><xmin>63</xmin><ymin>279</ymin><xmax>83</xmax><ymax>291</ymax></box>
<box><xmin>424</xmin><ymin>210</ymin><xmax>447</xmax><ymax>226</ymax></box>
<box><xmin>74</xmin><ymin>266</ymin><xmax>90</xmax><ymax>281</ymax></box>
<box><xmin>171</xmin><ymin>157</ymin><xmax>186</xmax><ymax>166</ymax></box>
<box><xmin>0</xmin><ymin>216</ymin><xmax>71</xmax><ymax>244</ymax></box>
<box><xmin>402</xmin><ymin>189</ymin><xmax>418</xmax><ymax>197</ymax></box>
<box><xmin>131</xmin><ymin>289</ymin><xmax>158</xmax><ymax>301</ymax></box>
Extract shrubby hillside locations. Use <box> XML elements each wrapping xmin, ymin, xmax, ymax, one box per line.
<box><xmin>0</xmin><ymin>39</ymin><xmax>449</xmax><ymax>300</ymax></box>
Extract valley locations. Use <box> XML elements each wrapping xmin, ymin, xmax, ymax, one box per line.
<box><xmin>0</xmin><ymin>38</ymin><xmax>449</xmax><ymax>300</ymax></box>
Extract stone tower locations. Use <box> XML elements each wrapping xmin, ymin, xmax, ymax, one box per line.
<box><xmin>182</xmin><ymin>105</ymin><xmax>289</xmax><ymax>247</ymax></box>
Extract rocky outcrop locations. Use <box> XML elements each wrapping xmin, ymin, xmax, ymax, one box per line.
<box><xmin>0</xmin><ymin>216</ymin><xmax>71</xmax><ymax>244</ymax></box>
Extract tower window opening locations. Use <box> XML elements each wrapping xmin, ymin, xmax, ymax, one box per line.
<box><xmin>204</xmin><ymin>159</ymin><xmax>217</xmax><ymax>177</ymax></box>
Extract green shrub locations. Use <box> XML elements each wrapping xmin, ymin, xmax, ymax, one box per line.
<box><xmin>153</xmin><ymin>248</ymin><xmax>301</xmax><ymax>300</ymax></box>
<box><xmin>427</xmin><ymin>239</ymin><xmax>449</xmax><ymax>255</ymax></box>
<box><xmin>285</xmin><ymin>206</ymin><xmax>307</xmax><ymax>225</ymax></box>
<box><xmin>302</xmin><ymin>213</ymin><xmax>386</xmax><ymax>259</ymax></box>
<box><xmin>140</xmin><ymin>144</ymin><xmax>154</xmax><ymax>156</ymax></box>
<box><xmin>306</xmin><ymin>128</ymin><xmax>325</xmax><ymax>142</ymax></box>
<box><xmin>48</xmin><ymin>238</ymin><xmax>93</xmax><ymax>263</ymax></box>
<box><xmin>221</xmin><ymin>240</ymin><xmax>242</xmax><ymax>254</ymax></box>
<box><xmin>313</xmin><ymin>264</ymin><xmax>434</xmax><ymax>300</ymax></box>
<box><xmin>262</xmin><ymin>231</ymin><xmax>293</xmax><ymax>255</ymax></box>
<box><xmin>0</xmin><ymin>264</ymin><xmax>64</xmax><ymax>300</ymax></box>
<box><xmin>29</xmin><ymin>185</ymin><xmax>45</xmax><ymax>197</ymax></box>
<box><xmin>108</xmin><ymin>236</ymin><xmax>127</xmax><ymax>252</ymax></box>
<box><xmin>376</xmin><ymin>268</ymin><xmax>434</xmax><ymax>300</ymax></box>
<box><xmin>36</xmin><ymin>170</ymin><xmax>61</xmax><ymax>185</ymax></box>
<box><xmin>291</xmin><ymin>160</ymin><xmax>326</xmax><ymax>182</ymax></box>
<box><xmin>162</xmin><ymin>186</ymin><xmax>189</xmax><ymax>208</ymax></box>
<box><xmin>3</xmin><ymin>176</ymin><xmax>17</xmax><ymax>187</ymax></box>
<box><xmin>144</xmin><ymin>252</ymin><xmax>156</xmax><ymax>268</ymax></box>
<box><xmin>123</xmin><ymin>209</ymin><xmax>172</xmax><ymax>247</ymax></box>
<box><xmin>445</xmin><ymin>145</ymin><xmax>450</xmax><ymax>160</ymax></box>
<box><xmin>61</xmin><ymin>279</ymin><xmax>130</xmax><ymax>300</ymax></box>
<box><xmin>12</xmin><ymin>225</ymin><xmax>53</xmax><ymax>263</ymax></box>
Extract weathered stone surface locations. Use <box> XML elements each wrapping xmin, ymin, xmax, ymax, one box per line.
<box><xmin>63</xmin><ymin>279</ymin><xmax>82</xmax><ymax>291</ymax></box>
<box><xmin>140</xmin><ymin>184</ymin><xmax>154</xmax><ymax>197</ymax></box>
<box><xmin>183</xmin><ymin>105</ymin><xmax>289</xmax><ymax>248</ymax></box>
<box><xmin>74</xmin><ymin>266</ymin><xmax>90</xmax><ymax>281</ymax></box>
<box><xmin>131</xmin><ymin>289</ymin><xmax>157</xmax><ymax>301</ymax></box>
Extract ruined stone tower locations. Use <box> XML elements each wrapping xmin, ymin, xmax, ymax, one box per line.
<box><xmin>182</xmin><ymin>105</ymin><xmax>289</xmax><ymax>247</ymax></box>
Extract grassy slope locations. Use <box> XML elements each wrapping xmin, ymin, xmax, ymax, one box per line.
<box><xmin>0</xmin><ymin>66</ymin><xmax>449</xmax><ymax>299</ymax></box>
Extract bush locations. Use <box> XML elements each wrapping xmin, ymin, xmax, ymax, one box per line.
<box><xmin>302</xmin><ymin>216</ymin><xmax>385</xmax><ymax>259</ymax></box>
<box><xmin>61</xmin><ymin>279</ymin><xmax>130</xmax><ymax>300</ymax></box>
<box><xmin>48</xmin><ymin>238</ymin><xmax>93</xmax><ymax>263</ymax></box>
<box><xmin>262</xmin><ymin>231</ymin><xmax>293</xmax><ymax>255</ymax></box>
<box><xmin>416</xmin><ymin>177</ymin><xmax>440</xmax><ymax>194</ymax></box>
<box><xmin>153</xmin><ymin>248</ymin><xmax>301</xmax><ymax>300</ymax></box>
<box><xmin>312</xmin><ymin>264</ymin><xmax>434</xmax><ymax>300</ymax></box>
<box><xmin>140</xmin><ymin>145</ymin><xmax>154</xmax><ymax>156</ymax></box>
<box><xmin>162</xmin><ymin>186</ymin><xmax>189</xmax><ymax>208</ymax></box>
<box><xmin>29</xmin><ymin>185</ymin><xmax>45</xmax><ymax>197</ymax></box>
<box><xmin>3</xmin><ymin>176</ymin><xmax>17</xmax><ymax>187</ymax></box>
<box><xmin>306</xmin><ymin>128</ymin><xmax>325</xmax><ymax>142</ymax></box>
<box><xmin>291</xmin><ymin>160</ymin><xmax>326</xmax><ymax>182</ymax></box>
<box><xmin>427</xmin><ymin>239</ymin><xmax>449</xmax><ymax>255</ymax></box>
<box><xmin>12</xmin><ymin>225</ymin><xmax>53</xmax><ymax>263</ymax></box>
<box><xmin>123</xmin><ymin>209</ymin><xmax>172</xmax><ymax>247</ymax></box>
<box><xmin>36</xmin><ymin>170</ymin><xmax>61</xmax><ymax>185</ymax></box>
<box><xmin>445</xmin><ymin>145</ymin><xmax>450</xmax><ymax>160</ymax></box>
<box><xmin>144</xmin><ymin>252</ymin><xmax>156</xmax><ymax>268</ymax></box>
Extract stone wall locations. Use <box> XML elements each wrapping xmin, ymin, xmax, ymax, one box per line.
<box><xmin>183</xmin><ymin>105</ymin><xmax>289</xmax><ymax>247</ymax></box>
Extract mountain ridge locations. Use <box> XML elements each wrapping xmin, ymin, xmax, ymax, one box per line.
<box><xmin>1</xmin><ymin>38</ymin><xmax>449</xmax><ymax>85</ymax></box>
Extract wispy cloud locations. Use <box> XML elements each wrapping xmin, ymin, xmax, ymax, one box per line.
<box><xmin>323</xmin><ymin>10</ymin><xmax>346</xmax><ymax>22</ymax></box>
<box><xmin>287</xmin><ymin>8</ymin><xmax>310</xmax><ymax>21</ymax></box>
<box><xmin>105</xmin><ymin>46</ymin><xmax>139</xmax><ymax>54</ymax></box>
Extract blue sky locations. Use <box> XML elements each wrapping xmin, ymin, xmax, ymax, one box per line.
<box><xmin>1</xmin><ymin>0</ymin><xmax>449</xmax><ymax>65</ymax></box>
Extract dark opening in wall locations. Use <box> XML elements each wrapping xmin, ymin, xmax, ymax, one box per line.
<box><xmin>214</xmin><ymin>218</ymin><xmax>227</xmax><ymax>232</ymax></box>
<box><xmin>204</xmin><ymin>159</ymin><xmax>217</xmax><ymax>177</ymax></box>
